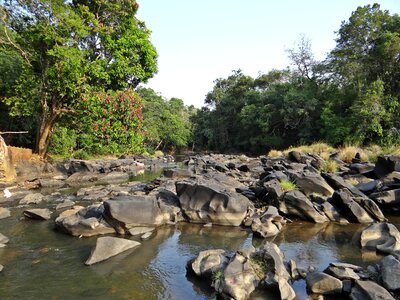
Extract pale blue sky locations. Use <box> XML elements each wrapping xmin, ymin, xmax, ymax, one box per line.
<box><xmin>137</xmin><ymin>1</ymin><xmax>400</xmax><ymax>107</ymax></box>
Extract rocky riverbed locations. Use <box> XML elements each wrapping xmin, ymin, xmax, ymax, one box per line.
<box><xmin>0</xmin><ymin>152</ymin><xmax>400</xmax><ymax>299</ymax></box>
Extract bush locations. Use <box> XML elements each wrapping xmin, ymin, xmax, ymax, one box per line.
<box><xmin>48</xmin><ymin>126</ymin><xmax>77</xmax><ymax>156</ymax></box>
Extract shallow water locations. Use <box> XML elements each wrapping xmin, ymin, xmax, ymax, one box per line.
<box><xmin>0</xmin><ymin>169</ymin><xmax>391</xmax><ymax>300</ymax></box>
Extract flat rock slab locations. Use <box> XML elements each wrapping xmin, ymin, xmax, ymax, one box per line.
<box><xmin>56</xmin><ymin>199</ymin><xmax>76</xmax><ymax>210</ymax></box>
<box><xmin>19</xmin><ymin>193</ymin><xmax>45</xmax><ymax>205</ymax></box>
<box><xmin>128</xmin><ymin>227</ymin><xmax>155</xmax><ymax>236</ymax></box>
<box><xmin>23</xmin><ymin>208</ymin><xmax>52</xmax><ymax>220</ymax></box>
<box><xmin>85</xmin><ymin>237</ymin><xmax>141</xmax><ymax>265</ymax></box>
<box><xmin>0</xmin><ymin>207</ymin><xmax>10</xmax><ymax>219</ymax></box>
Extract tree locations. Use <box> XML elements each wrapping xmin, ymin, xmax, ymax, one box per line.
<box><xmin>1</xmin><ymin>0</ymin><xmax>157</xmax><ymax>156</ymax></box>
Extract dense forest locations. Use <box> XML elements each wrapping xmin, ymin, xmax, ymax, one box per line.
<box><xmin>0</xmin><ymin>2</ymin><xmax>399</xmax><ymax>157</ymax></box>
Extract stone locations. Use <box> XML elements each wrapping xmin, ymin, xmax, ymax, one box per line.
<box><xmin>176</xmin><ymin>178</ymin><xmax>252</xmax><ymax>226</ymax></box>
<box><xmin>381</xmin><ymin>255</ymin><xmax>400</xmax><ymax>291</ymax></box>
<box><xmin>325</xmin><ymin>265</ymin><xmax>360</xmax><ymax>280</ymax></box>
<box><xmin>0</xmin><ymin>233</ymin><xmax>9</xmax><ymax>246</ymax></box>
<box><xmin>355</xmin><ymin>180</ymin><xmax>382</xmax><ymax>194</ymax></box>
<box><xmin>19</xmin><ymin>193</ymin><xmax>45</xmax><ymax>205</ymax></box>
<box><xmin>55</xmin><ymin>205</ymin><xmax>115</xmax><ymax>237</ymax></box>
<box><xmin>140</xmin><ymin>231</ymin><xmax>154</xmax><ymax>240</ymax></box>
<box><xmin>55</xmin><ymin>199</ymin><xmax>76</xmax><ymax>210</ymax></box>
<box><xmin>251</xmin><ymin>217</ymin><xmax>281</xmax><ymax>238</ymax></box>
<box><xmin>360</xmin><ymin>223</ymin><xmax>400</xmax><ymax>254</ymax></box>
<box><xmin>350</xmin><ymin>280</ymin><xmax>395</xmax><ymax>300</ymax></box>
<box><xmin>23</xmin><ymin>208</ymin><xmax>52</xmax><ymax>220</ymax></box>
<box><xmin>85</xmin><ymin>237</ymin><xmax>141</xmax><ymax>265</ymax></box>
<box><xmin>321</xmin><ymin>201</ymin><xmax>349</xmax><ymax>224</ymax></box>
<box><xmin>163</xmin><ymin>168</ymin><xmax>191</xmax><ymax>179</ymax></box>
<box><xmin>292</xmin><ymin>172</ymin><xmax>334</xmax><ymax>196</ymax></box>
<box><xmin>66</xmin><ymin>172</ymin><xmax>98</xmax><ymax>186</ymax></box>
<box><xmin>190</xmin><ymin>249</ymin><xmax>229</xmax><ymax>280</ymax></box>
<box><xmin>374</xmin><ymin>155</ymin><xmax>400</xmax><ymax>178</ymax></box>
<box><xmin>306</xmin><ymin>272</ymin><xmax>343</xmax><ymax>295</ymax></box>
<box><xmin>282</xmin><ymin>190</ymin><xmax>328</xmax><ymax>223</ymax></box>
<box><xmin>331</xmin><ymin>189</ymin><xmax>374</xmax><ymax>223</ymax></box>
<box><xmin>128</xmin><ymin>227</ymin><xmax>155</xmax><ymax>236</ymax></box>
<box><xmin>370</xmin><ymin>189</ymin><xmax>400</xmax><ymax>206</ymax></box>
<box><xmin>0</xmin><ymin>207</ymin><xmax>10</xmax><ymax>219</ymax></box>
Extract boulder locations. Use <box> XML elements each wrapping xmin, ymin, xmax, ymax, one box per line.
<box><xmin>23</xmin><ymin>208</ymin><xmax>52</xmax><ymax>220</ymax></box>
<box><xmin>55</xmin><ymin>205</ymin><xmax>115</xmax><ymax>237</ymax></box>
<box><xmin>55</xmin><ymin>199</ymin><xmax>76</xmax><ymax>210</ymax></box>
<box><xmin>85</xmin><ymin>237</ymin><xmax>141</xmax><ymax>265</ymax></box>
<box><xmin>282</xmin><ymin>190</ymin><xmax>328</xmax><ymax>223</ymax></box>
<box><xmin>374</xmin><ymin>155</ymin><xmax>400</xmax><ymax>178</ymax></box>
<box><xmin>0</xmin><ymin>207</ymin><xmax>10</xmax><ymax>219</ymax></box>
<box><xmin>360</xmin><ymin>223</ymin><xmax>400</xmax><ymax>254</ymax></box>
<box><xmin>19</xmin><ymin>193</ymin><xmax>45</xmax><ymax>205</ymax></box>
<box><xmin>292</xmin><ymin>172</ymin><xmax>334</xmax><ymax>196</ymax></box>
<box><xmin>331</xmin><ymin>189</ymin><xmax>374</xmax><ymax>223</ymax></box>
<box><xmin>321</xmin><ymin>202</ymin><xmax>349</xmax><ymax>224</ymax></box>
<box><xmin>163</xmin><ymin>168</ymin><xmax>191</xmax><ymax>179</ymax></box>
<box><xmin>215</xmin><ymin>247</ymin><xmax>258</xmax><ymax>300</ymax></box>
<box><xmin>190</xmin><ymin>249</ymin><xmax>229</xmax><ymax>280</ymax></box>
<box><xmin>381</xmin><ymin>255</ymin><xmax>400</xmax><ymax>291</ymax></box>
<box><xmin>306</xmin><ymin>272</ymin><xmax>343</xmax><ymax>295</ymax></box>
<box><xmin>176</xmin><ymin>179</ymin><xmax>252</xmax><ymax>226</ymax></box>
<box><xmin>66</xmin><ymin>172</ymin><xmax>99</xmax><ymax>186</ymax></box>
<box><xmin>325</xmin><ymin>265</ymin><xmax>360</xmax><ymax>280</ymax></box>
<box><xmin>370</xmin><ymin>189</ymin><xmax>400</xmax><ymax>206</ymax></box>
<box><xmin>350</xmin><ymin>280</ymin><xmax>395</xmax><ymax>300</ymax></box>
<box><xmin>355</xmin><ymin>180</ymin><xmax>382</xmax><ymax>194</ymax></box>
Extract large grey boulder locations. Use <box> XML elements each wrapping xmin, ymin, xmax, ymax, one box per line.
<box><xmin>104</xmin><ymin>192</ymin><xmax>181</xmax><ymax>233</ymax></box>
<box><xmin>292</xmin><ymin>172</ymin><xmax>334</xmax><ymax>196</ymax></box>
<box><xmin>350</xmin><ymin>280</ymin><xmax>395</xmax><ymax>300</ymax></box>
<box><xmin>331</xmin><ymin>189</ymin><xmax>374</xmax><ymax>223</ymax></box>
<box><xmin>321</xmin><ymin>202</ymin><xmax>349</xmax><ymax>224</ymax></box>
<box><xmin>381</xmin><ymin>255</ymin><xmax>400</xmax><ymax>291</ymax></box>
<box><xmin>176</xmin><ymin>178</ymin><xmax>252</xmax><ymax>226</ymax></box>
<box><xmin>85</xmin><ymin>236</ymin><xmax>141</xmax><ymax>265</ymax></box>
<box><xmin>23</xmin><ymin>208</ymin><xmax>52</xmax><ymax>220</ymax></box>
<box><xmin>281</xmin><ymin>190</ymin><xmax>328</xmax><ymax>223</ymax></box>
<box><xmin>55</xmin><ymin>205</ymin><xmax>115</xmax><ymax>237</ymax></box>
<box><xmin>306</xmin><ymin>272</ymin><xmax>343</xmax><ymax>295</ymax></box>
<box><xmin>360</xmin><ymin>223</ymin><xmax>400</xmax><ymax>254</ymax></box>
<box><xmin>190</xmin><ymin>249</ymin><xmax>229</xmax><ymax>280</ymax></box>
<box><xmin>251</xmin><ymin>206</ymin><xmax>286</xmax><ymax>238</ymax></box>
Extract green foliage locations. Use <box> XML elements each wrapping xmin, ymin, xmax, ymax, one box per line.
<box><xmin>48</xmin><ymin>126</ymin><xmax>77</xmax><ymax>156</ymax></box>
<box><xmin>279</xmin><ymin>180</ymin><xmax>297</xmax><ymax>192</ymax></box>
<box><xmin>137</xmin><ymin>87</ymin><xmax>192</xmax><ymax>152</ymax></box>
<box><xmin>212</xmin><ymin>269</ymin><xmax>224</xmax><ymax>281</ymax></box>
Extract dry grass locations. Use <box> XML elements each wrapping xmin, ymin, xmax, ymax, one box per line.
<box><xmin>282</xmin><ymin>142</ymin><xmax>334</xmax><ymax>157</ymax></box>
<box><xmin>268</xmin><ymin>149</ymin><xmax>283</xmax><ymax>157</ymax></box>
<box><xmin>321</xmin><ymin>160</ymin><xmax>339</xmax><ymax>173</ymax></box>
<box><xmin>337</xmin><ymin>145</ymin><xmax>369</xmax><ymax>163</ymax></box>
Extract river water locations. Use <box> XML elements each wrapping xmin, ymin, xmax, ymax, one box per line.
<box><xmin>0</xmin><ymin>169</ymin><xmax>394</xmax><ymax>300</ymax></box>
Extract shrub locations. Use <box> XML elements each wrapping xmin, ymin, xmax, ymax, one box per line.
<box><xmin>321</xmin><ymin>159</ymin><xmax>338</xmax><ymax>173</ymax></box>
<box><xmin>48</xmin><ymin>126</ymin><xmax>77</xmax><ymax>156</ymax></box>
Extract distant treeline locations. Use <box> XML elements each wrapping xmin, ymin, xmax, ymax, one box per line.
<box><xmin>191</xmin><ymin>4</ymin><xmax>400</xmax><ymax>153</ymax></box>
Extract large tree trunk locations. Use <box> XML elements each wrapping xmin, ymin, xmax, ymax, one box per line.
<box><xmin>35</xmin><ymin>105</ymin><xmax>60</xmax><ymax>158</ymax></box>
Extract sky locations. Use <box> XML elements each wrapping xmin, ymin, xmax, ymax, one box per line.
<box><xmin>137</xmin><ymin>0</ymin><xmax>400</xmax><ymax>107</ymax></box>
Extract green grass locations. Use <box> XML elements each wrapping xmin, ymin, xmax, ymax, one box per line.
<box><xmin>321</xmin><ymin>159</ymin><xmax>338</xmax><ymax>173</ymax></box>
<box><xmin>279</xmin><ymin>179</ymin><xmax>297</xmax><ymax>192</ymax></box>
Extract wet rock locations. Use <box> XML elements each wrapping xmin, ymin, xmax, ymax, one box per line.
<box><xmin>23</xmin><ymin>208</ymin><xmax>52</xmax><ymax>220</ymax></box>
<box><xmin>128</xmin><ymin>227</ymin><xmax>155</xmax><ymax>236</ymax></box>
<box><xmin>176</xmin><ymin>178</ymin><xmax>252</xmax><ymax>226</ymax></box>
<box><xmin>360</xmin><ymin>223</ymin><xmax>400</xmax><ymax>254</ymax></box>
<box><xmin>292</xmin><ymin>172</ymin><xmax>334</xmax><ymax>197</ymax></box>
<box><xmin>97</xmin><ymin>171</ymin><xmax>129</xmax><ymax>184</ymax></box>
<box><xmin>282</xmin><ymin>190</ymin><xmax>328</xmax><ymax>223</ymax></box>
<box><xmin>55</xmin><ymin>205</ymin><xmax>115</xmax><ymax>237</ymax></box>
<box><xmin>85</xmin><ymin>237</ymin><xmax>141</xmax><ymax>265</ymax></box>
<box><xmin>381</xmin><ymin>255</ymin><xmax>400</xmax><ymax>291</ymax></box>
<box><xmin>55</xmin><ymin>199</ymin><xmax>75</xmax><ymax>210</ymax></box>
<box><xmin>19</xmin><ymin>193</ymin><xmax>45</xmax><ymax>205</ymax></box>
<box><xmin>306</xmin><ymin>272</ymin><xmax>343</xmax><ymax>295</ymax></box>
<box><xmin>190</xmin><ymin>249</ymin><xmax>229</xmax><ymax>281</ymax></box>
<box><xmin>38</xmin><ymin>178</ymin><xmax>65</xmax><ymax>188</ymax></box>
<box><xmin>331</xmin><ymin>189</ymin><xmax>374</xmax><ymax>223</ymax></box>
<box><xmin>66</xmin><ymin>172</ymin><xmax>98</xmax><ymax>186</ymax></box>
<box><xmin>140</xmin><ymin>231</ymin><xmax>154</xmax><ymax>240</ymax></box>
<box><xmin>350</xmin><ymin>280</ymin><xmax>395</xmax><ymax>300</ymax></box>
<box><xmin>0</xmin><ymin>207</ymin><xmax>10</xmax><ymax>219</ymax></box>
<box><xmin>215</xmin><ymin>246</ymin><xmax>258</xmax><ymax>300</ymax></box>
<box><xmin>321</xmin><ymin>202</ymin><xmax>349</xmax><ymax>224</ymax></box>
